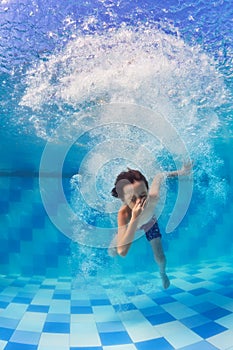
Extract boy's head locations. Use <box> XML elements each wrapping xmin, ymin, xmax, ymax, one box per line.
<box><xmin>111</xmin><ymin>168</ymin><xmax>149</xmax><ymax>204</ymax></box>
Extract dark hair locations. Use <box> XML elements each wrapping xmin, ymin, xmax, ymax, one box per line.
<box><xmin>111</xmin><ymin>168</ymin><xmax>148</xmax><ymax>200</ymax></box>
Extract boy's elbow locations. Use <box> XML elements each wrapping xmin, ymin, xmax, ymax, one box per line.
<box><xmin>117</xmin><ymin>245</ymin><xmax>128</xmax><ymax>257</ymax></box>
<box><xmin>150</xmin><ymin>192</ymin><xmax>160</xmax><ymax>201</ymax></box>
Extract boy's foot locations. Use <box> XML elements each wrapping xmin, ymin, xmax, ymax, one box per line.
<box><xmin>160</xmin><ymin>272</ymin><xmax>170</xmax><ymax>289</ymax></box>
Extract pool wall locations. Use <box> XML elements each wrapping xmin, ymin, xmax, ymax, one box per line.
<box><xmin>1</xmin><ymin>135</ymin><xmax>232</xmax><ymax>277</ymax></box>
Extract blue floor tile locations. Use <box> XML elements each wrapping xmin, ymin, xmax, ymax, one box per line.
<box><xmin>4</xmin><ymin>343</ymin><xmax>37</xmax><ymax>350</ymax></box>
<box><xmin>180</xmin><ymin>314</ymin><xmax>210</xmax><ymax>328</ymax></box>
<box><xmin>216</xmin><ymin>287</ymin><xmax>233</xmax><ymax>297</ymax></box>
<box><xmin>185</xmin><ymin>277</ymin><xmax>205</xmax><ymax>283</ymax></box>
<box><xmin>0</xmin><ymin>301</ymin><xmax>9</xmax><ymax>308</ymax></box>
<box><xmin>146</xmin><ymin>312</ymin><xmax>176</xmax><ymax>325</ymax></box>
<box><xmin>189</xmin><ymin>288</ymin><xmax>210</xmax><ymax>296</ymax></box>
<box><xmin>0</xmin><ymin>327</ymin><xmax>14</xmax><ymax>341</ymax></box>
<box><xmin>27</xmin><ymin>305</ymin><xmax>49</xmax><ymax>313</ymax></box>
<box><xmin>192</xmin><ymin>321</ymin><xmax>228</xmax><ymax>338</ymax></box>
<box><xmin>70</xmin><ymin>347</ymin><xmax>103</xmax><ymax>350</ymax></box>
<box><xmin>0</xmin><ymin>317</ymin><xmax>19</xmax><ymax>329</ymax></box>
<box><xmin>43</xmin><ymin>322</ymin><xmax>70</xmax><ymax>333</ymax></box>
<box><xmin>40</xmin><ymin>285</ymin><xmax>56</xmax><ymax>290</ymax></box>
<box><xmin>52</xmin><ymin>294</ymin><xmax>71</xmax><ymax>300</ymax></box>
<box><xmin>141</xmin><ymin>305</ymin><xmax>164</xmax><ymax>317</ymax></box>
<box><xmin>12</xmin><ymin>297</ymin><xmax>32</xmax><ymax>304</ymax></box>
<box><xmin>136</xmin><ymin>337</ymin><xmax>174</xmax><ymax>350</ymax></box>
<box><xmin>165</xmin><ymin>286</ymin><xmax>184</xmax><ymax>295</ymax></box>
<box><xmin>212</xmin><ymin>277</ymin><xmax>233</xmax><ymax>286</ymax></box>
<box><xmin>191</xmin><ymin>302</ymin><xmax>216</xmax><ymax>313</ymax></box>
<box><xmin>10</xmin><ymin>280</ymin><xmax>26</xmax><ymax>288</ymax></box>
<box><xmin>153</xmin><ymin>296</ymin><xmax>176</xmax><ymax>305</ymax></box>
<box><xmin>99</xmin><ymin>331</ymin><xmax>132</xmax><ymax>345</ymax></box>
<box><xmin>28</xmin><ymin>278</ymin><xmax>42</xmax><ymax>285</ymax></box>
<box><xmin>202</xmin><ymin>306</ymin><xmax>231</xmax><ymax>320</ymax></box>
<box><xmin>179</xmin><ymin>340</ymin><xmax>219</xmax><ymax>350</ymax></box>
<box><xmin>209</xmin><ymin>265</ymin><xmax>222</xmax><ymax>269</ymax></box>
<box><xmin>90</xmin><ymin>299</ymin><xmax>111</xmax><ymax>306</ymax></box>
<box><xmin>71</xmin><ymin>306</ymin><xmax>93</xmax><ymax>314</ymax></box>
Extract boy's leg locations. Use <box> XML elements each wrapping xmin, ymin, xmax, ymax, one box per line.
<box><xmin>149</xmin><ymin>238</ymin><xmax>170</xmax><ymax>289</ymax></box>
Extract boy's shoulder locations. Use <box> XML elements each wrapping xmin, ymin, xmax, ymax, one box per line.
<box><xmin>118</xmin><ymin>205</ymin><xmax>131</xmax><ymax>222</ymax></box>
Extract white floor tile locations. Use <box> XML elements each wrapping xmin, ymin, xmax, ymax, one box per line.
<box><xmin>131</xmin><ymin>295</ymin><xmax>157</xmax><ymax>309</ymax></box>
<box><xmin>207</xmin><ymin>330</ymin><xmax>233</xmax><ymax>349</ymax></box>
<box><xmin>103</xmin><ymin>345</ymin><xmax>137</xmax><ymax>350</ymax></box>
<box><xmin>0</xmin><ymin>341</ymin><xmax>7</xmax><ymax>350</ymax></box>
<box><xmin>204</xmin><ymin>292</ymin><xmax>233</xmax><ymax>311</ymax></box>
<box><xmin>92</xmin><ymin>305</ymin><xmax>120</xmax><ymax>322</ymax></box>
<box><xmin>162</xmin><ymin>302</ymin><xmax>197</xmax><ymax>319</ymax></box>
<box><xmin>215</xmin><ymin>313</ymin><xmax>233</xmax><ymax>329</ymax></box>
<box><xmin>70</xmin><ymin>322</ymin><xmax>101</xmax><ymax>346</ymax></box>
<box><xmin>48</xmin><ymin>300</ymin><xmax>70</xmax><ymax>314</ymax></box>
<box><xmin>119</xmin><ymin>310</ymin><xmax>161</xmax><ymax>342</ymax></box>
<box><xmin>71</xmin><ymin>314</ymin><xmax>95</xmax><ymax>323</ymax></box>
<box><xmin>154</xmin><ymin>320</ymin><xmax>202</xmax><ymax>348</ymax></box>
<box><xmin>16</xmin><ymin>312</ymin><xmax>47</xmax><ymax>332</ymax></box>
<box><xmin>1</xmin><ymin>303</ymin><xmax>28</xmax><ymax>319</ymax></box>
<box><xmin>38</xmin><ymin>333</ymin><xmax>69</xmax><ymax>347</ymax></box>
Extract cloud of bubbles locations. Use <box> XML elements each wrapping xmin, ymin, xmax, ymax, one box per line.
<box><xmin>39</xmin><ymin>103</ymin><xmax>193</xmax><ymax>247</ymax></box>
<box><xmin>19</xmin><ymin>24</ymin><xmax>228</xmax><ymax>251</ymax></box>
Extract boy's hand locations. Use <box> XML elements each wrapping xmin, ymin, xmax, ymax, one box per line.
<box><xmin>180</xmin><ymin>161</ymin><xmax>193</xmax><ymax>176</ymax></box>
<box><xmin>131</xmin><ymin>197</ymin><xmax>147</xmax><ymax>219</ymax></box>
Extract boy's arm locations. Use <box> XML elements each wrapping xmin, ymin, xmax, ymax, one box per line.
<box><xmin>149</xmin><ymin>162</ymin><xmax>192</xmax><ymax>198</ymax></box>
<box><xmin>117</xmin><ymin>213</ymin><xmax>139</xmax><ymax>257</ymax></box>
<box><xmin>117</xmin><ymin>198</ymin><xmax>146</xmax><ymax>257</ymax></box>
<box><xmin>165</xmin><ymin>162</ymin><xmax>193</xmax><ymax>178</ymax></box>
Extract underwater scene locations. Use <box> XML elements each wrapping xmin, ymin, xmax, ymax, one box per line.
<box><xmin>1</xmin><ymin>0</ymin><xmax>233</xmax><ymax>349</ymax></box>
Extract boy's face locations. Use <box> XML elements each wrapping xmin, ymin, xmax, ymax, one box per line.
<box><xmin>123</xmin><ymin>181</ymin><xmax>148</xmax><ymax>208</ymax></box>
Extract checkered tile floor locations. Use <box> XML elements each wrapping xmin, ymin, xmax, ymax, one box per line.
<box><xmin>1</xmin><ymin>258</ymin><xmax>233</xmax><ymax>350</ymax></box>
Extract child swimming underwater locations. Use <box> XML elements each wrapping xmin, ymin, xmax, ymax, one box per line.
<box><xmin>109</xmin><ymin>163</ymin><xmax>192</xmax><ymax>289</ymax></box>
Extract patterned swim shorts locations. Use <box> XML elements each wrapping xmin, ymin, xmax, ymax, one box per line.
<box><xmin>140</xmin><ymin>216</ymin><xmax>162</xmax><ymax>241</ymax></box>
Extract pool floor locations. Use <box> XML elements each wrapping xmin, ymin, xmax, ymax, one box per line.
<box><xmin>0</xmin><ymin>258</ymin><xmax>233</xmax><ymax>350</ymax></box>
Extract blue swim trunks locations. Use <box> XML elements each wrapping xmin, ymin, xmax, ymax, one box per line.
<box><xmin>140</xmin><ymin>216</ymin><xmax>162</xmax><ymax>242</ymax></box>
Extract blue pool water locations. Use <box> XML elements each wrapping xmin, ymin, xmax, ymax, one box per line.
<box><xmin>1</xmin><ymin>0</ymin><xmax>233</xmax><ymax>349</ymax></box>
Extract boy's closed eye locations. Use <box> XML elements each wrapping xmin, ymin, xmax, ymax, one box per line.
<box><xmin>131</xmin><ymin>194</ymin><xmax>147</xmax><ymax>203</ymax></box>
<box><xmin>131</xmin><ymin>195</ymin><xmax>137</xmax><ymax>203</ymax></box>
